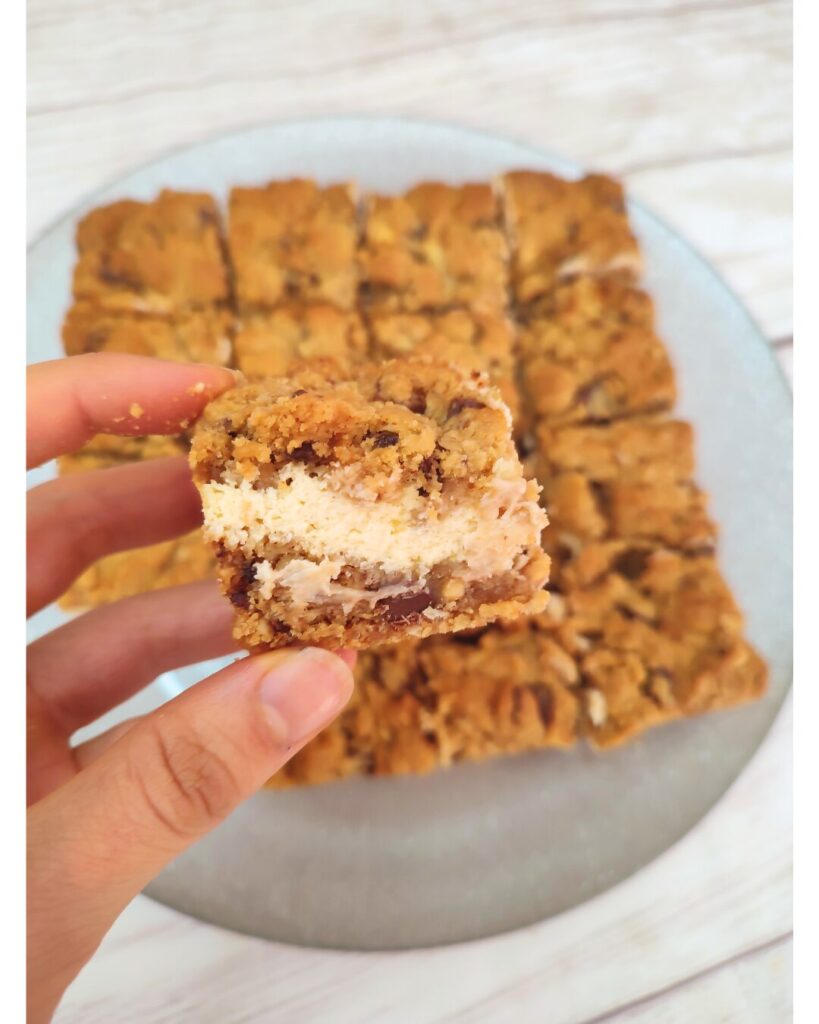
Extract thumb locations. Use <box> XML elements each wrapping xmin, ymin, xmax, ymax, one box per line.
<box><xmin>27</xmin><ymin>648</ymin><xmax>352</xmax><ymax>1016</ymax></box>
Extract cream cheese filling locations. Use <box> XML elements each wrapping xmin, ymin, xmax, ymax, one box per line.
<box><xmin>200</xmin><ymin>463</ymin><xmax>546</xmax><ymax>594</ymax></box>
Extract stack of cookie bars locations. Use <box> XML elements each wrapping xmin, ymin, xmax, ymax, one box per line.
<box><xmin>59</xmin><ymin>173</ymin><xmax>767</xmax><ymax>785</ymax></box>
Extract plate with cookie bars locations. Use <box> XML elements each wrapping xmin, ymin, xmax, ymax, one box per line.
<box><xmin>27</xmin><ymin>117</ymin><xmax>792</xmax><ymax>950</ymax></box>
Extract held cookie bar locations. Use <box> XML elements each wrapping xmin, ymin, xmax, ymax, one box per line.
<box><xmin>233</xmin><ymin>304</ymin><xmax>368</xmax><ymax>379</ymax></box>
<box><xmin>73</xmin><ymin>191</ymin><xmax>230</xmax><ymax>313</ymax></box>
<box><xmin>189</xmin><ymin>360</ymin><xmax>550</xmax><ymax>650</ymax></box>
<box><xmin>517</xmin><ymin>278</ymin><xmax>675</xmax><ymax>426</ymax></box>
<box><xmin>536</xmin><ymin>418</ymin><xmax>717</xmax><ymax>556</ymax></box>
<box><xmin>271</xmin><ymin>628</ymin><xmax>579</xmax><ymax>787</ymax></box>
<box><xmin>537</xmin><ymin>540</ymin><xmax>767</xmax><ymax>747</ymax></box>
<box><xmin>502</xmin><ymin>172</ymin><xmax>641</xmax><ymax>304</ymax></box>
<box><xmin>367</xmin><ymin>309</ymin><xmax>520</xmax><ymax>424</ymax></box>
<box><xmin>359</xmin><ymin>183</ymin><xmax>509</xmax><ymax>314</ymax></box>
<box><xmin>228</xmin><ymin>179</ymin><xmax>359</xmax><ymax>310</ymax></box>
<box><xmin>63</xmin><ymin>302</ymin><xmax>233</xmax><ymax>366</ymax></box>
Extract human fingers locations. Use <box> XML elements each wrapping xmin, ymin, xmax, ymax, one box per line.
<box><xmin>27</xmin><ymin>456</ymin><xmax>200</xmax><ymax>615</ymax></box>
<box><xmin>27</xmin><ymin>648</ymin><xmax>353</xmax><ymax>1021</ymax></box>
<box><xmin>27</xmin><ymin>353</ymin><xmax>236</xmax><ymax>468</ymax></box>
<box><xmin>27</xmin><ymin>580</ymin><xmax>238</xmax><ymax>739</ymax></box>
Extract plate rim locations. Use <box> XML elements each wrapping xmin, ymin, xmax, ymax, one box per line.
<box><xmin>28</xmin><ymin>114</ymin><xmax>793</xmax><ymax>950</ymax></box>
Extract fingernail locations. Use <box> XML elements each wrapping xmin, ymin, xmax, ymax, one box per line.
<box><xmin>258</xmin><ymin>648</ymin><xmax>354</xmax><ymax>746</ymax></box>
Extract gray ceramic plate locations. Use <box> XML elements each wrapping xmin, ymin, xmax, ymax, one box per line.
<box><xmin>27</xmin><ymin>117</ymin><xmax>792</xmax><ymax>950</ymax></box>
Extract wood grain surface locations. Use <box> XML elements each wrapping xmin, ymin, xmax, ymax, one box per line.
<box><xmin>27</xmin><ymin>1</ymin><xmax>792</xmax><ymax>1020</ymax></box>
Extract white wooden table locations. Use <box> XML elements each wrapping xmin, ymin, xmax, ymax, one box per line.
<box><xmin>28</xmin><ymin>2</ymin><xmax>793</xmax><ymax>1020</ymax></box>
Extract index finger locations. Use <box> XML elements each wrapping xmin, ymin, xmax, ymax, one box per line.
<box><xmin>27</xmin><ymin>353</ymin><xmax>237</xmax><ymax>469</ymax></box>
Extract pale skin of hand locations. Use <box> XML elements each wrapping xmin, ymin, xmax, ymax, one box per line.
<box><xmin>27</xmin><ymin>354</ymin><xmax>355</xmax><ymax>1024</ymax></box>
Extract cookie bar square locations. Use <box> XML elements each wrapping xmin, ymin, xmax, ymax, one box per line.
<box><xmin>59</xmin><ymin>531</ymin><xmax>215</xmax><ymax>609</ymax></box>
<box><xmin>73</xmin><ymin>191</ymin><xmax>230</xmax><ymax>313</ymax></box>
<box><xmin>190</xmin><ymin>359</ymin><xmax>550</xmax><ymax>651</ymax></box>
<box><xmin>63</xmin><ymin>302</ymin><xmax>233</xmax><ymax>366</ymax></box>
<box><xmin>228</xmin><ymin>179</ymin><xmax>358</xmax><ymax>310</ymax></box>
<box><xmin>271</xmin><ymin>627</ymin><xmax>579</xmax><ymax>787</ymax></box>
<box><xmin>233</xmin><ymin>304</ymin><xmax>368</xmax><ymax>379</ymax></box>
<box><xmin>537</xmin><ymin>540</ymin><xmax>767</xmax><ymax>747</ymax></box>
<box><xmin>367</xmin><ymin>309</ymin><xmax>520</xmax><ymax>424</ymax></box>
<box><xmin>359</xmin><ymin>183</ymin><xmax>509</xmax><ymax>313</ymax></box>
<box><xmin>502</xmin><ymin>172</ymin><xmax>641</xmax><ymax>304</ymax></box>
<box><xmin>517</xmin><ymin>278</ymin><xmax>675</xmax><ymax>426</ymax></box>
<box><xmin>536</xmin><ymin>418</ymin><xmax>716</xmax><ymax>555</ymax></box>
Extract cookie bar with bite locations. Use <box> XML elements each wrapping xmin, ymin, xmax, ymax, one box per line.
<box><xmin>189</xmin><ymin>360</ymin><xmax>550</xmax><ymax>650</ymax></box>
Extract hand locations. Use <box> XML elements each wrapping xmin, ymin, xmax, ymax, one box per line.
<box><xmin>27</xmin><ymin>354</ymin><xmax>354</xmax><ymax>1023</ymax></box>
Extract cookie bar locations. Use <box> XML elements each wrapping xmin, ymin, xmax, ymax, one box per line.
<box><xmin>233</xmin><ymin>304</ymin><xmax>368</xmax><ymax>379</ymax></box>
<box><xmin>359</xmin><ymin>183</ymin><xmax>508</xmax><ymax>314</ymax></box>
<box><xmin>190</xmin><ymin>360</ymin><xmax>550</xmax><ymax>650</ymax></box>
<box><xmin>537</xmin><ymin>540</ymin><xmax>767</xmax><ymax>747</ymax></box>
<box><xmin>62</xmin><ymin>302</ymin><xmax>233</xmax><ymax>366</ymax></box>
<box><xmin>73</xmin><ymin>191</ymin><xmax>230</xmax><ymax>313</ymax></box>
<box><xmin>271</xmin><ymin>627</ymin><xmax>579</xmax><ymax>787</ymax></box>
<box><xmin>536</xmin><ymin>418</ymin><xmax>716</xmax><ymax>556</ymax></box>
<box><xmin>58</xmin><ymin>433</ymin><xmax>187</xmax><ymax>474</ymax></box>
<box><xmin>502</xmin><ymin>172</ymin><xmax>641</xmax><ymax>304</ymax></box>
<box><xmin>367</xmin><ymin>309</ymin><xmax>520</xmax><ymax>424</ymax></box>
<box><xmin>228</xmin><ymin>179</ymin><xmax>358</xmax><ymax>311</ymax></box>
<box><xmin>517</xmin><ymin>278</ymin><xmax>675</xmax><ymax>426</ymax></box>
<box><xmin>59</xmin><ymin>531</ymin><xmax>215</xmax><ymax>609</ymax></box>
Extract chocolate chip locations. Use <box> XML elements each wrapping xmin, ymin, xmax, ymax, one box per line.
<box><xmin>291</xmin><ymin>389</ymin><xmax>307</xmax><ymax>397</ymax></box>
<box><xmin>371</xmin><ymin>430</ymin><xmax>399</xmax><ymax>448</ymax></box>
<box><xmin>528</xmin><ymin>683</ymin><xmax>555</xmax><ymax>730</ymax></box>
<box><xmin>418</xmin><ymin>487</ymin><xmax>429</xmax><ymax>498</ymax></box>
<box><xmin>229</xmin><ymin>561</ymin><xmax>258</xmax><ymax>608</ymax></box>
<box><xmin>381</xmin><ymin>591</ymin><xmax>433</xmax><ymax>622</ymax></box>
<box><xmin>408</xmin><ymin>386</ymin><xmax>427</xmax><ymax>414</ymax></box>
<box><xmin>448</xmin><ymin>396</ymin><xmax>486</xmax><ymax>417</ymax></box>
<box><xmin>290</xmin><ymin>441</ymin><xmax>317</xmax><ymax>463</ymax></box>
<box><xmin>98</xmin><ymin>255</ymin><xmax>140</xmax><ymax>290</ymax></box>
<box><xmin>615</xmin><ymin>602</ymin><xmax>653</xmax><ymax>624</ymax></box>
<box><xmin>359</xmin><ymin>281</ymin><xmax>392</xmax><ymax>305</ymax></box>
<box><xmin>612</xmin><ymin>548</ymin><xmax>651</xmax><ymax>580</ymax></box>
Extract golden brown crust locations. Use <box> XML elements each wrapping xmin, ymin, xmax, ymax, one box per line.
<box><xmin>62</xmin><ymin>302</ymin><xmax>233</xmax><ymax>366</ymax></box>
<box><xmin>270</xmin><ymin>628</ymin><xmax>579</xmax><ymax>788</ymax></box>
<box><xmin>536</xmin><ymin>418</ymin><xmax>716</xmax><ymax>555</ymax></box>
<box><xmin>502</xmin><ymin>172</ymin><xmax>641</xmax><ymax>304</ymax></box>
<box><xmin>517</xmin><ymin>278</ymin><xmax>675</xmax><ymax>426</ymax></box>
<box><xmin>228</xmin><ymin>180</ymin><xmax>358</xmax><ymax>310</ymax></box>
<box><xmin>73</xmin><ymin>191</ymin><xmax>230</xmax><ymax>313</ymax></box>
<box><xmin>233</xmin><ymin>304</ymin><xmax>368</xmax><ymax>379</ymax></box>
<box><xmin>367</xmin><ymin>309</ymin><xmax>520</xmax><ymax>425</ymax></box>
<box><xmin>359</xmin><ymin>183</ymin><xmax>509</xmax><ymax>313</ymax></box>
<box><xmin>535</xmin><ymin>540</ymin><xmax>767</xmax><ymax>746</ymax></box>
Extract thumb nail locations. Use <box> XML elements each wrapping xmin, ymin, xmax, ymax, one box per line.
<box><xmin>258</xmin><ymin>648</ymin><xmax>354</xmax><ymax>746</ymax></box>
